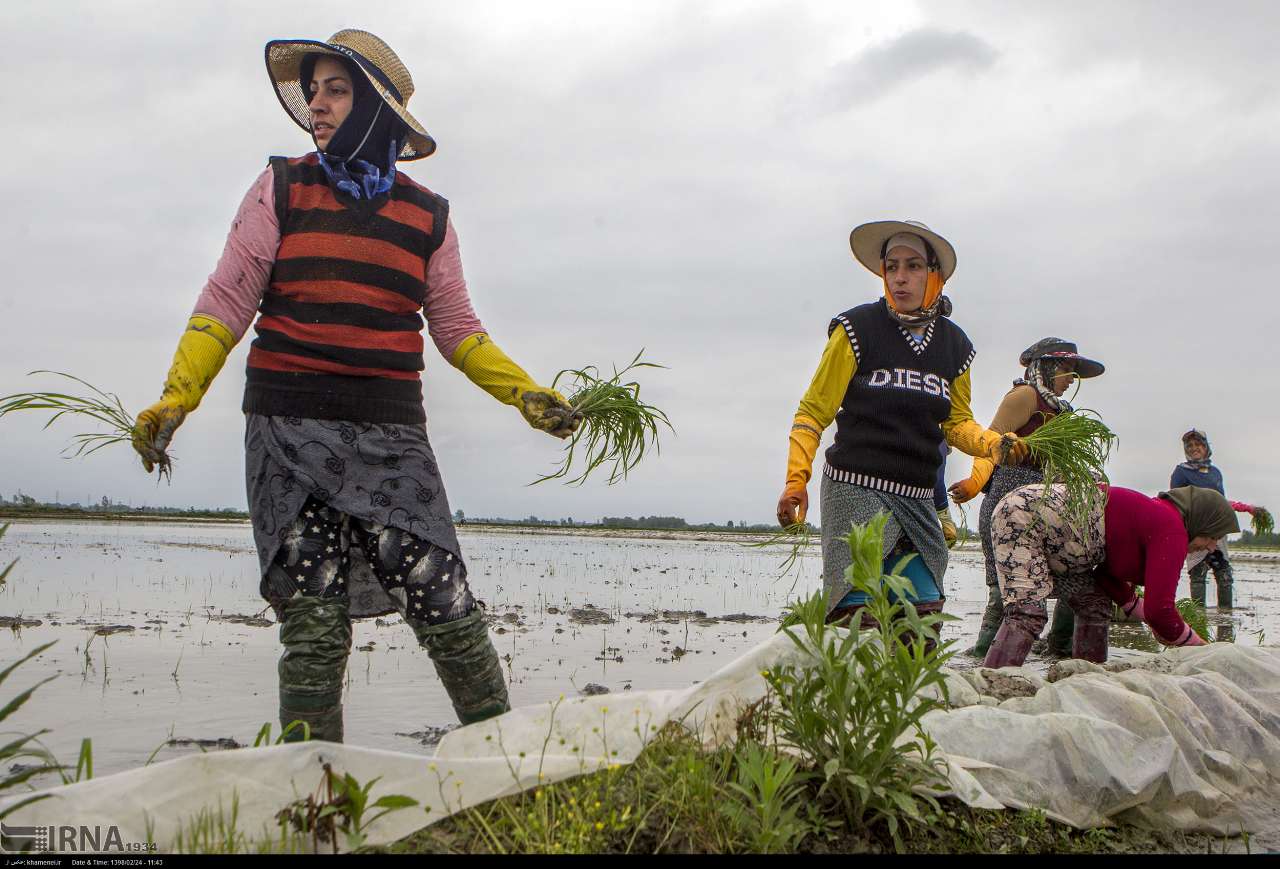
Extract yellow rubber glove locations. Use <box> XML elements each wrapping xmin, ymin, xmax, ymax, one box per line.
<box><xmin>938</xmin><ymin>507</ymin><xmax>957</xmax><ymax>548</ymax></box>
<box><xmin>452</xmin><ymin>333</ymin><xmax>581</xmax><ymax>438</ymax></box>
<box><xmin>949</xmin><ymin>457</ymin><xmax>994</xmax><ymax>504</ymax></box>
<box><xmin>132</xmin><ymin>315</ymin><xmax>235</xmax><ymax>473</ymax></box>
<box><xmin>778</xmin><ymin>415</ymin><xmax>821</xmax><ymax>526</ymax></box>
<box><xmin>948</xmin><ymin>422</ymin><xmax>1027</xmax><ymax>466</ymax></box>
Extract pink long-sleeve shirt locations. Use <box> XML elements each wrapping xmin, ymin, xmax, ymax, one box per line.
<box><xmin>1095</xmin><ymin>487</ymin><xmax>1194</xmax><ymax>644</ymax></box>
<box><xmin>193</xmin><ymin>167</ymin><xmax>485</xmax><ymax>362</ymax></box>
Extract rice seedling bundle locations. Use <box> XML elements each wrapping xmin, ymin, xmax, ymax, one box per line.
<box><xmin>1252</xmin><ymin>507</ymin><xmax>1275</xmax><ymax>538</ymax></box>
<box><xmin>1016</xmin><ymin>408</ymin><xmax>1118</xmax><ymax>542</ymax></box>
<box><xmin>1174</xmin><ymin>597</ymin><xmax>1211</xmax><ymax>642</ymax></box>
<box><xmin>532</xmin><ymin>350</ymin><xmax>672</xmax><ymax>486</ymax></box>
<box><xmin>744</xmin><ymin>522</ymin><xmax>815</xmax><ymax>581</ymax></box>
<box><xmin>0</xmin><ymin>371</ymin><xmax>171</xmax><ymax>480</ymax></box>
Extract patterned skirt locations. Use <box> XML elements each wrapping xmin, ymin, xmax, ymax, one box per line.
<box><xmin>819</xmin><ymin>474</ymin><xmax>949</xmax><ymax>612</ymax></box>
<box><xmin>991</xmin><ymin>483</ymin><xmax>1105</xmax><ymax>609</ymax></box>
<box><xmin>244</xmin><ymin>414</ymin><xmax>464</xmax><ymax>618</ymax></box>
<box><xmin>978</xmin><ymin>463</ymin><xmax>1045</xmax><ymax>589</ymax></box>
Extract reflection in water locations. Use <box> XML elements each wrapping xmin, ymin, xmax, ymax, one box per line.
<box><xmin>1109</xmin><ymin>624</ymin><xmax>1159</xmax><ymax>654</ymax></box>
<box><xmin>1216</xmin><ymin>623</ymin><xmax>1236</xmax><ymax>643</ymax></box>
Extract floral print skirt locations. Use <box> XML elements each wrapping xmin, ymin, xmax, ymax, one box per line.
<box><xmin>991</xmin><ymin>483</ymin><xmax>1106</xmax><ymax>610</ymax></box>
<box><xmin>245</xmin><ymin>414</ymin><xmax>467</xmax><ymax>619</ymax></box>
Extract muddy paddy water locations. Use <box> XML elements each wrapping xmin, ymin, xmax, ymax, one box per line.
<box><xmin>2</xmin><ymin>519</ymin><xmax>1278</xmax><ymax>780</ymax></box>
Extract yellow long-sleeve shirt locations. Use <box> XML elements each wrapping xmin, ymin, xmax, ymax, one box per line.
<box><xmin>785</xmin><ymin>328</ymin><xmax>1001</xmax><ymax>491</ymax></box>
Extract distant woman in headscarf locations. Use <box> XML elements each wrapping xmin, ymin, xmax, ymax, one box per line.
<box><xmin>950</xmin><ymin>338</ymin><xmax>1105</xmax><ymax>658</ymax></box>
<box><xmin>1170</xmin><ymin>429</ymin><xmax>1267</xmax><ymax>610</ymax></box>
<box><xmin>776</xmin><ymin>220</ymin><xmax>1026</xmax><ymax>633</ymax></box>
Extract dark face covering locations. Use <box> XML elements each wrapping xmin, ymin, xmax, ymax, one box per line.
<box><xmin>301</xmin><ymin>54</ymin><xmax>408</xmax><ymax>175</ymax></box>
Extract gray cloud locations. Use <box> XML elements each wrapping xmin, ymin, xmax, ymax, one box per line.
<box><xmin>819</xmin><ymin>26</ymin><xmax>998</xmax><ymax>112</ymax></box>
<box><xmin>1</xmin><ymin>2</ymin><xmax>1277</xmax><ymax>527</ymax></box>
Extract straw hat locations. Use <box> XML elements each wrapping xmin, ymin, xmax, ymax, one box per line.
<box><xmin>849</xmin><ymin>220</ymin><xmax>957</xmax><ymax>281</ymax></box>
<box><xmin>265</xmin><ymin>29</ymin><xmax>436</xmax><ymax>160</ymax></box>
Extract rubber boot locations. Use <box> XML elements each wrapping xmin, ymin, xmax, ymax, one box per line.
<box><xmin>277</xmin><ymin>595</ymin><xmax>352</xmax><ymax>743</ymax></box>
<box><xmin>1188</xmin><ymin>561</ymin><xmax>1208</xmax><ymax>607</ymax></box>
<box><xmin>982</xmin><ymin>605</ymin><xmax>1045</xmax><ymax>669</ymax></box>
<box><xmin>1212</xmin><ymin>562</ymin><xmax>1234</xmax><ymax>609</ymax></box>
<box><xmin>1045</xmin><ymin>601</ymin><xmax>1076</xmax><ymax>658</ymax></box>
<box><xmin>1070</xmin><ymin>616</ymin><xmax>1110</xmax><ymax>664</ymax></box>
<box><xmin>965</xmin><ymin>584</ymin><xmax>1004</xmax><ymax>658</ymax></box>
<box><xmin>414</xmin><ymin>608</ymin><xmax>510</xmax><ymax>725</ymax></box>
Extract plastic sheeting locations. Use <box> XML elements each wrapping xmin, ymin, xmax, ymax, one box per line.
<box><xmin>2</xmin><ymin>635</ymin><xmax>1278</xmax><ymax>852</ymax></box>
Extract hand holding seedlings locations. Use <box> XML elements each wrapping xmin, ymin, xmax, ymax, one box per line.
<box><xmin>531</xmin><ymin>349</ymin><xmax>672</xmax><ymax>486</ymax></box>
<box><xmin>0</xmin><ymin>371</ymin><xmax>174</xmax><ymax>481</ymax></box>
<box><xmin>745</xmin><ymin>522</ymin><xmax>815</xmax><ymax>581</ymax></box>
<box><xmin>1252</xmin><ymin>507</ymin><xmax>1274</xmax><ymax>538</ymax></box>
<box><xmin>1018</xmin><ymin>408</ymin><xmax>1118</xmax><ymax>541</ymax></box>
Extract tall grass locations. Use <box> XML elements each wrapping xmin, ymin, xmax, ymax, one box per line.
<box><xmin>533</xmin><ymin>350</ymin><xmax>671</xmax><ymax>486</ymax></box>
<box><xmin>761</xmin><ymin>512</ymin><xmax>954</xmax><ymax>850</ymax></box>
<box><xmin>0</xmin><ymin>371</ymin><xmax>169</xmax><ymax>480</ymax></box>
<box><xmin>1017</xmin><ymin>409</ymin><xmax>1117</xmax><ymax>542</ymax></box>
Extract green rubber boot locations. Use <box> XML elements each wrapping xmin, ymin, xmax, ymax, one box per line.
<box><xmin>277</xmin><ymin>596</ymin><xmax>352</xmax><ymax>743</ymax></box>
<box><xmin>966</xmin><ymin>584</ymin><xmax>1004</xmax><ymax>658</ymax></box>
<box><xmin>1188</xmin><ymin>562</ymin><xmax>1208</xmax><ymax>607</ymax></box>
<box><xmin>1046</xmin><ymin>601</ymin><xmax>1076</xmax><ymax>658</ymax></box>
<box><xmin>1212</xmin><ymin>562</ymin><xmax>1234</xmax><ymax>609</ymax></box>
<box><xmin>414</xmin><ymin>608</ymin><xmax>510</xmax><ymax>725</ymax></box>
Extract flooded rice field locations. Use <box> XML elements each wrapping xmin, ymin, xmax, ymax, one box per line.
<box><xmin>2</xmin><ymin>519</ymin><xmax>1277</xmax><ymax>779</ymax></box>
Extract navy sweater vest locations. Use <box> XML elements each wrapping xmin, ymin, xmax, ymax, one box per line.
<box><xmin>824</xmin><ymin>299</ymin><xmax>975</xmax><ymax>498</ymax></box>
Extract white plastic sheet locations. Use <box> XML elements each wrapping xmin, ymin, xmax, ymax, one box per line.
<box><xmin>2</xmin><ymin>636</ymin><xmax>1278</xmax><ymax>852</ymax></box>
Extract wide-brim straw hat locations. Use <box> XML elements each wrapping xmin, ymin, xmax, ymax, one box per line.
<box><xmin>265</xmin><ymin>29</ymin><xmax>436</xmax><ymax>160</ymax></box>
<box><xmin>849</xmin><ymin>220</ymin><xmax>957</xmax><ymax>282</ymax></box>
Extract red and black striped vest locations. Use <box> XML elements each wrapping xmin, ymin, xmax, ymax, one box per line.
<box><xmin>243</xmin><ymin>154</ymin><xmax>449</xmax><ymax>423</ymax></box>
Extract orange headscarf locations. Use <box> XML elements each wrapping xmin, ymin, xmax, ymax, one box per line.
<box><xmin>882</xmin><ymin>266</ymin><xmax>946</xmax><ymax>315</ymax></box>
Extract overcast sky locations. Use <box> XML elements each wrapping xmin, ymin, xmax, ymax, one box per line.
<box><xmin>2</xmin><ymin>0</ymin><xmax>1277</xmax><ymax>526</ymax></box>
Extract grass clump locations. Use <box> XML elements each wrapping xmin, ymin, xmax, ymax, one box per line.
<box><xmin>533</xmin><ymin>350</ymin><xmax>671</xmax><ymax>486</ymax></box>
<box><xmin>0</xmin><ymin>371</ymin><xmax>170</xmax><ymax>480</ymax></box>
<box><xmin>1017</xmin><ymin>409</ymin><xmax>1117</xmax><ymax>542</ymax></box>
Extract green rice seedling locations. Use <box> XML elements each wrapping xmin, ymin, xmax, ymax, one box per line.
<box><xmin>0</xmin><ymin>370</ymin><xmax>171</xmax><ymax>480</ymax></box>
<box><xmin>1251</xmin><ymin>507</ymin><xmax>1274</xmax><ymax>538</ymax></box>
<box><xmin>1015</xmin><ymin>409</ymin><xmax>1118</xmax><ymax>543</ymax></box>
<box><xmin>743</xmin><ymin>523</ymin><xmax>815</xmax><ymax>583</ymax></box>
<box><xmin>532</xmin><ymin>350</ymin><xmax>671</xmax><ymax>486</ymax></box>
<box><xmin>1174</xmin><ymin>598</ymin><xmax>1211</xmax><ymax>642</ymax></box>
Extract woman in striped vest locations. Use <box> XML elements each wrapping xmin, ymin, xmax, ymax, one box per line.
<box><xmin>130</xmin><ymin>31</ymin><xmax>580</xmax><ymax>742</ymax></box>
<box><xmin>777</xmin><ymin>221</ymin><xmax>1027</xmax><ymax>635</ymax></box>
